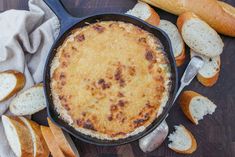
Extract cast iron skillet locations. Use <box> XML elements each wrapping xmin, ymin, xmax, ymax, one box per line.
<box><xmin>43</xmin><ymin>0</ymin><xmax>178</xmax><ymax>146</ymax></box>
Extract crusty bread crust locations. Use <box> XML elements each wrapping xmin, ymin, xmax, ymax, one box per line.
<box><xmin>179</xmin><ymin>91</ymin><xmax>202</xmax><ymax>125</ymax></box>
<box><xmin>175</xmin><ymin>47</ymin><xmax>186</xmax><ymax>66</ymax></box>
<box><xmin>169</xmin><ymin>125</ymin><xmax>197</xmax><ymax>154</ymax></box>
<box><xmin>48</xmin><ymin>118</ymin><xmax>77</xmax><ymax>157</ymax></box>
<box><xmin>176</xmin><ymin>12</ymin><xmax>198</xmax><ymax>33</ymax></box>
<box><xmin>218</xmin><ymin>1</ymin><xmax>235</xmax><ymax>18</ymax></box>
<box><xmin>142</xmin><ymin>0</ymin><xmax>235</xmax><ymax>37</ymax></box>
<box><xmin>40</xmin><ymin>126</ymin><xmax>65</xmax><ymax>157</ymax></box>
<box><xmin>0</xmin><ymin>70</ymin><xmax>25</xmax><ymax>102</ymax></box>
<box><xmin>4</xmin><ymin>116</ymin><xmax>34</xmax><ymax>157</ymax></box>
<box><xmin>197</xmin><ymin>66</ymin><xmax>220</xmax><ymax>87</ymax></box>
<box><xmin>145</xmin><ymin>3</ymin><xmax>160</xmax><ymax>26</ymax></box>
<box><xmin>22</xmin><ymin>118</ymin><xmax>49</xmax><ymax>157</ymax></box>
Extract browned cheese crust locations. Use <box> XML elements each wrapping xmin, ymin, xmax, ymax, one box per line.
<box><xmin>50</xmin><ymin>21</ymin><xmax>171</xmax><ymax>140</ymax></box>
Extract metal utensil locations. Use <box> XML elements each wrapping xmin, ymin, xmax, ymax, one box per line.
<box><xmin>139</xmin><ymin>56</ymin><xmax>204</xmax><ymax>152</ymax></box>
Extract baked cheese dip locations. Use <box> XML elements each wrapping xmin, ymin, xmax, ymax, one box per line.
<box><xmin>50</xmin><ymin>21</ymin><xmax>171</xmax><ymax>140</ymax></box>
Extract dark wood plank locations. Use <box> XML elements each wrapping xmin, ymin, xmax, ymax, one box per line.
<box><xmin>1</xmin><ymin>0</ymin><xmax>235</xmax><ymax>157</ymax></box>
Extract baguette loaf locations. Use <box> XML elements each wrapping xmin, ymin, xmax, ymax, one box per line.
<box><xmin>48</xmin><ymin>118</ymin><xmax>80</xmax><ymax>157</ymax></box>
<box><xmin>177</xmin><ymin>12</ymin><xmax>224</xmax><ymax>57</ymax></box>
<box><xmin>141</xmin><ymin>0</ymin><xmax>235</xmax><ymax>37</ymax></box>
<box><xmin>218</xmin><ymin>1</ymin><xmax>235</xmax><ymax>18</ymax></box>
<box><xmin>2</xmin><ymin>115</ymin><xmax>34</xmax><ymax>157</ymax></box>
<box><xmin>168</xmin><ymin>125</ymin><xmax>197</xmax><ymax>154</ymax></box>
<box><xmin>20</xmin><ymin>117</ymin><xmax>50</xmax><ymax>157</ymax></box>
<box><xmin>126</xmin><ymin>1</ymin><xmax>160</xmax><ymax>26</ymax></box>
<box><xmin>41</xmin><ymin>126</ymin><xmax>65</xmax><ymax>157</ymax></box>
<box><xmin>0</xmin><ymin>70</ymin><xmax>25</xmax><ymax>102</ymax></box>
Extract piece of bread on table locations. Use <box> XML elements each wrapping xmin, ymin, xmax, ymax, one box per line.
<box><xmin>218</xmin><ymin>1</ymin><xmax>235</xmax><ymax>18</ymax></box>
<box><xmin>126</xmin><ymin>1</ymin><xmax>160</xmax><ymax>26</ymax></box>
<box><xmin>9</xmin><ymin>83</ymin><xmax>46</xmax><ymax>115</ymax></box>
<box><xmin>47</xmin><ymin>118</ymin><xmax>80</xmax><ymax>157</ymax></box>
<box><xmin>141</xmin><ymin>0</ymin><xmax>235</xmax><ymax>37</ymax></box>
<box><xmin>20</xmin><ymin>117</ymin><xmax>49</xmax><ymax>157</ymax></box>
<box><xmin>40</xmin><ymin>126</ymin><xmax>65</xmax><ymax>157</ymax></box>
<box><xmin>168</xmin><ymin>125</ymin><xmax>197</xmax><ymax>154</ymax></box>
<box><xmin>2</xmin><ymin>115</ymin><xmax>34</xmax><ymax>157</ymax></box>
<box><xmin>158</xmin><ymin>20</ymin><xmax>185</xmax><ymax>66</ymax></box>
<box><xmin>179</xmin><ymin>91</ymin><xmax>217</xmax><ymax>125</ymax></box>
<box><xmin>190</xmin><ymin>49</ymin><xmax>221</xmax><ymax>87</ymax></box>
<box><xmin>177</xmin><ymin>12</ymin><xmax>224</xmax><ymax>58</ymax></box>
<box><xmin>0</xmin><ymin>70</ymin><xmax>25</xmax><ymax>102</ymax></box>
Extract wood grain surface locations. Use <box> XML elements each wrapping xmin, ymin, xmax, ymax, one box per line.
<box><xmin>1</xmin><ymin>0</ymin><xmax>235</xmax><ymax>157</ymax></box>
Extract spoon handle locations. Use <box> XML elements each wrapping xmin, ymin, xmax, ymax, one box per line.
<box><xmin>139</xmin><ymin>56</ymin><xmax>204</xmax><ymax>152</ymax></box>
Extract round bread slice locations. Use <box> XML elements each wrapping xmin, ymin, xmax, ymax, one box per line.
<box><xmin>0</xmin><ymin>70</ymin><xmax>25</xmax><ymax>102</ymax></box>
<box><xmin>19</xmin><ymin>117</ymin><xmax>49</xmax><ymax>157</ymax></box>
<box><xmin>177</xmin><ymin>12</ymin><xmax>224</xmax><ymax>57</ymax></box>
<box><xmin>190</xmin><ymin>49</ymin><xmax>221</xmax><ymax>87</ymax></box>
<box><xmin>168</xmin><ymin>125</ymin><xmax>197</xmax><ymax>154</ymax></box>
<box><xmin>9</xmin><ymin>83</ymin><xmax>46</xmax><ymax>115</ymax></box>
<box><xmin>2</xmin><ymin>115</ymin><xmax>34</xmax><ymax>157</ymax></box>
<box><xmin>158</xmin><ymin>20</ymin><xmax>185</xmax><ymax>66</ymax></box>
<box><xmin>40</xmin><ymin>126</ymin><xmax>65</xmax><ymax>157</ymax></box>
<box><xmin>47</xmin><ymin>118</ymin><xmax>80</xmax><ymax>157</ymax></box>
<box><xmin>126</xmin><ymin>1</ymin><xmax>160</xmax><ymax>26</ymax></box>
<box><xmin>179</xmin><ymin>91</ymin><xmax>217</xmax><ymax>125</ymax></box>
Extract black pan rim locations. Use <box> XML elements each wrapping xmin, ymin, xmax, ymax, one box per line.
<box><xmin>43</xmin><ymin>13</ymin><xmax>178</xmax><ymax>146</ymax></box>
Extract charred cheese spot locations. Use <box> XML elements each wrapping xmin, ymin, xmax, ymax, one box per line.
<box><xmin>76</xmin><ymin>34</ymin><xmax>85</xmax><ymax>42</ymax></box>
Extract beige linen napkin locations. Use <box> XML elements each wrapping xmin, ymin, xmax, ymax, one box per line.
<box><xmin>0</xmin><ymin>0</ymin><xmax>60</xmax><ymax>156</ymax></box>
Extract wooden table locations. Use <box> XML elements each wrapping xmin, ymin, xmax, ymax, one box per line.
<box><xmin>1</xmin><ymin>0</ymin><xmax>235</xmax><ymax>157</ymax></box>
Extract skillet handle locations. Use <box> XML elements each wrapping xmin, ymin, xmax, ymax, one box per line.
<box><xmin>43</xmin><ymin>0</ymin><xmax>78</xmax><ymax>34</ymax></box>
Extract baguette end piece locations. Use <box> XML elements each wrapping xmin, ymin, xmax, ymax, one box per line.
<box><xmin>179</xmin><ymin>91</ymin><xmax>217</xmax><ymax>125</ymax></box>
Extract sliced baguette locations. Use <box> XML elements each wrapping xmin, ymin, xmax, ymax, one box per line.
<box><xmin>218</xmin><ymin>1</ymin><xmax>235</xmax><ymax>18</ymax></box>
<box><xmin>126</xmin><ymin>1</ymin><xmax>160</xmax><ymax>26</ymax></box>
<box><xmin>40</xmin><ymin>126</ymin><xmax>65</xmax><ymax>157</ymax></box>
<box><xmin>168</xmin><ymin>125</ymin><xmax>197</xmax><ymax>154</ymax></box>
<box><xmin>2</xmin><ymin>115</ymin><xmax>34</xmax><ymax>157</ymax></box>
<box><xmin>47</xmin><ymin>118</ymin><xmax>80</xmax><ymax>157</ymax></box>
<box><xmin>9</xmin><ymin>83</ymin><xmax>46</xmax><ymax>115</ymax></box>
<box><xmin>177</xmin><ymin>12</ymin><xmax>224</xmax><ymax>57</ymax></box>
<box><xmin>19</xmin><ymin>117</ymin><xmax>50</xmax><ymax>157</ymax></box>
<box><xmin>158</xmin><ymin>20</ymin><xmax>185</xmax><ymax>66</ymax></box>
<box><xmin>190</xmin><ymin>49</ymin><xmax>221</xmax><ymax>87</ymax></box>
<box><xmin>0</xmin><ymin>70</ymin><xmax>25</xmax><ymax>102</ymax></box>
<box><xmin>179</xmin><ymin>91</ymin><xmax>217</xmax><ymax>125</ymax></box>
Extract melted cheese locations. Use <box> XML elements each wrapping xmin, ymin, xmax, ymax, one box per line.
<box><xmin>51</xmin><ymin>21</ymin><xmax>171</xmax><ymax>140</ymax></box>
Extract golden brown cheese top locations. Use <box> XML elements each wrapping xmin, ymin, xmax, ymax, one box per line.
<box><xmin>51</xmin><ymin>21</ymin><xmax>171</xmax><ymax>140</ymax></box>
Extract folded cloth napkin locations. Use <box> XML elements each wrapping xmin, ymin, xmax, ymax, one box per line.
<box><xmin>0</xmin><ymin>0</ymin><xmax>60</xmax><ymax>156</ymax></box>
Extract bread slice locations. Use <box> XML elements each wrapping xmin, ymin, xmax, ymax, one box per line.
<box><xmin>19</xmin><ymin>117</ymin><xmax>50</xmax><ymax>157</ymax></box>
<box><xmin>2</xmin><ymin>115</ymin><xmax>34</xmax><ymax>157</ymax></box>
<box><xmin>179</xmin><ymin>91</ymin><xmax>217</xmax><ymax>125</ymax></box>
<box><xmin>0</xmin><ymin>70</ymin><xmax>25</xmax><ymax>102</ymax></box>
<box><xmin>218</xmin><ymin>1</ymin><xmax>235</xmax><ymax>18</ymax></box>
<box><xmin>9</xmin><ymin>83</ymin><xmax>46</xmax><ymax>115</ymax></box>
<box><xmin>190</xmin><ymin>49</ymin><xmax>221</xmax><ymax>87</ymax></box>
<box><xmin>40</xmin><ymin>126</ymin><xmax>65</xmax><ymax>157</ymax></box>
<box><xmin>158</xmin><ymin>20</ymin><xmax>185</xmax><ymax>66</ymax></box>
<box><xmin>168</xmin><ymin>125</ymin><xmax>197</xmax><ymax>154</ymax></box>
<box><xmin>126</xmin><ymin>1</ymin><xmax>160</xmax><ymax>26</ymax></box>
<box><xmin>47</xmin><ymin>118</ymin><xmax>80</xmax><ymax>157</ymax></box>
<box><xmin>177</xmin><ymin>12</ymin><xmax>224</xmax><ymax>57</ymax></box>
